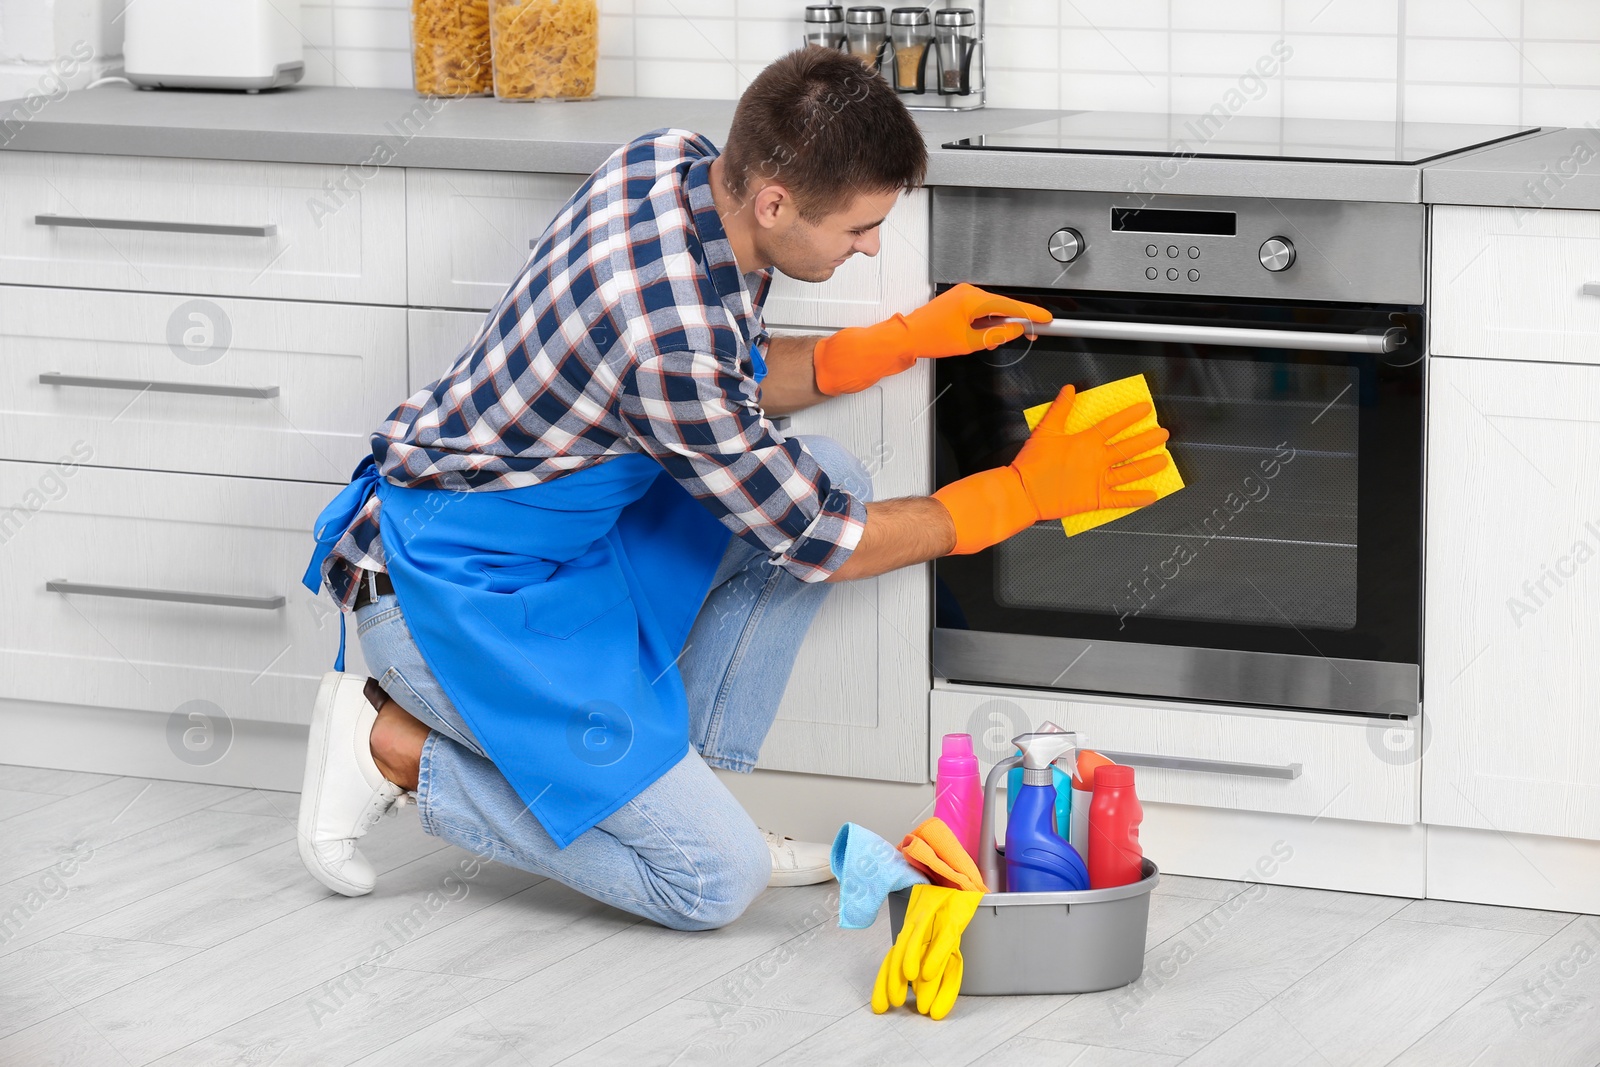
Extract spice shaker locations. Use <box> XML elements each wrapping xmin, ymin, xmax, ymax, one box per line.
<box><xmin>890</xmin><ymin>2</ymin><xmax>984</xmax><ymax>109</ymax></box>
<box><xmin>934</xmin><ymin>6</ymin><xmax>981</xmax><ymax>97</ymax></box>
<box><xmin>845</xmin><ymin>6</ymin><xmax>889</xmax><ymax>73</ymax></box>
<box><xmin>803</xmin><ymin>4</ymin><xmax>846</xmax><ymax>50</ymax></box>
<box><xmin>889</xmin><ymin>7</ymin><xmax>931</xmax><ymax>93</ymax></box>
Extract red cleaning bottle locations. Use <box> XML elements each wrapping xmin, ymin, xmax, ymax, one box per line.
<box><xmin>1087</xmin><ymin>764</ymin><xmax>1144</xmax><ymax>889</ymax></box>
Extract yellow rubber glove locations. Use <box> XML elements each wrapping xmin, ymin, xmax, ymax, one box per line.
<box><xmin>913</xmin><ymin>947</ymin><xmax>967</xmax><ymax>1020</ymax></box>
<box><xmin>872</xmin><ymin>885</ymin><xmax>985</xmax><ymax>1021</ymax></box>
<box><xmin>812</xmin><ymin>283</ymin><xmax>1052</xmax><ymax>396</ymax></box>
<box><xmin>872</xmin><ymin>883</ymin><xmax>938</xmax><ymax>1012</ymax></box>
<box><xmin>904</xmin><ymin>890</ymin><xmax>982</xmax><ymax>1019</ymax></box>
<box><xmin>933</xmin><ymin>384</ymin><xmax>1172</xmax><ymax>555</ymax></box>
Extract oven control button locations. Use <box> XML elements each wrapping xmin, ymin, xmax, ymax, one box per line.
<box><xmin>1146</xmin><ymin>266</ymin><xmax>1158</xmax><ymax>279</ymax></box>
<box><xmin>1145</xmin><ymin>244</ymin><xmax>1158</xmax><ymax>257</ymax></box>
<box><xmin>1188</xmin><ymin>246</ymin><xmax>1200</xmax><ymax>259</ymax></box>
<box><xmin>1166</xmin><ymin>245</ymin><xmax>1180</xmax><ymax>258</ymax></box>
<box><xmin>1188</xmin><ymin>268</ymin><xmax>1200</xmax><ymax>281</ymax></box>
<box><xmin>1260</xmin><ymin>236</ymin><xmax>1297</xmax><ymax>271</ymax></box>
<box><xmin>1048</xmin><ymin>228</ymin><xmax>1085</xmax><ymax>263</ymax></box>
<box><xmin>1166</xmin><ymin>267</ymin><xmax>1179</xmax><ymax>281</ymax></box>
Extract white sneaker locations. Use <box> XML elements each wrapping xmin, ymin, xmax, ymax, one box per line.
<box><xmin>297</xmin><ymin>672</ymin><xmax>408</xmax><ymax>897</ymax></box>
<box><xmin>763</xmin><ymin>828</ymin><xmax>835</xmax><ymax>887</ymax></box>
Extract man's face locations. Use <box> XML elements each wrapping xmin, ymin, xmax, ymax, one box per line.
<box><xmin>760</xmin><ymin>186</ymin><xmax>902</xmax><ymax>283</ymax></box>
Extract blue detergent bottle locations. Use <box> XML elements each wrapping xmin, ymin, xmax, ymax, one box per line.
<box><xmin>1006</xmin><ymin>732</ymin><xmax>1090</xmax><ymax>892</ymax></box>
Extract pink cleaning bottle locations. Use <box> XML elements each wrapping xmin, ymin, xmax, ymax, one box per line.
<box><xmin>934</xmin><ymin>734</ymin><xmax>983</xmax><ymax>861</ymax></box>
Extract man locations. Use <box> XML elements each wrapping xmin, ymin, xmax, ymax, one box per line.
<box><xmin>297</xmin><ymin>47</ymin><xmax>1166</xmax><ymax>931</ymax></box>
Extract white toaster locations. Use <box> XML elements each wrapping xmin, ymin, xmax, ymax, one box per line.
<box><xmin>124</xmin><ymin>0</ymin><xmax>305</xmax><ymax>92</ymax></box>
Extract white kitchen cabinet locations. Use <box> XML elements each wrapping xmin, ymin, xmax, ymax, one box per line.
<box><xmin>0</xmin><ymin>461</ymin><xmax>362</xmax><ymax>726</ymax></box>
<box><xmin>0</xmin><ymin>150</ymin><xmax>935</xmax><ymax>792</ymax></box>
<box><xmin>0</xmin><ymin>152</ymin><xmax>406</xmax><ymax>305</ymax></box>
<box><xmin>931</xmin><ymin>683</ymin><xmax>1419</xmax><ymax>825</ymax></box>
<box><xmin>761</xmin><ymin>363</ymin><xmax>932</xmax><ymax>783</ymax></box>
<box><xmin>1431</xmin><ymin>204</ymin><xmax>1600</xmax><ymax>364</ymax></box>
<box><xmin>751</xmin><ymin>190</ymin><xmax>934</xmax><ymax>782</ymax></box>
<box><xmin>1423</xmin><ymin>356</ymin><xmax>1600</xmax><ymax>840</ymax></box>
<box><xmin>406</xmin><ymin>168</ymin><xmax>585</xmax><ymax>310</ymax></box>
<box><xmin>0</xmin><ymin>286</ymin><xmax>407</xmax><ymax>483</ymax></box>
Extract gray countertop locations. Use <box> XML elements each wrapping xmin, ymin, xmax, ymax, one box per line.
<box><xmin>1</xmin><ymin>83</ymin><xmax>1587</xmax><ymax>207</ymax></box>
<box><xmin>0</xmin><ymin>84</ymin><xmax>1410</xmax><ymax>202</ymax></box>
<box><xmin>1424</xmin><ymin>126</ymin><xmax>1600</xmax><ymax>212</ymax></box>
<box><xmin>0</xmin><ymin>83</ymin><xmax>1047</xmax><ymax>180</ymax></box>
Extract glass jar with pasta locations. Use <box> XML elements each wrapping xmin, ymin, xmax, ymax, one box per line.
<box><xmin>411</xmin><ymin>0</ymin><xmax>493</xmax><ymax>97</ymax></box>
<box><xmin>488</xmin><ymin>0</ymin><xmax>599</xmax><ymax>101</ymax></box>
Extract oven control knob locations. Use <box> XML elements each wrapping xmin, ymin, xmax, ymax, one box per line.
<box><xmin>1048</xmin><ymin>227</ymin><xmax>1085</xmax><ymax>264</ymax></box>
<box><xmin>1259</xmin><ymin>236</ymin><xmax>1296</xmax><ymax>272</ymax></box>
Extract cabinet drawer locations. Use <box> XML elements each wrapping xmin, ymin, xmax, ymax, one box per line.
<box><xmin>406</xmin><ymin>168</ymin><xmax>585</xmax><ymax>310</ymax></box>
<box><xmin>0</xmin><ymin>462</ymin><xmax>360</xmax><ymax>725</ymax></box>
<box><xmin>931</xmin><ymin>684</ymin><xmax>1418</xmax><ymax>825</ymax></box>
<box><xmin>764</xmin><ymin>188</ymin><xmax>931</xmax><ymax>329</ymax></box>
<box><xmin>1432</xmin><ymin>204</ymin><xmax>1600</xmax><ymax>364</ymax></box>
<box><xmin>0</xmin><ymin>152</ymin><xmax>405</xmax><ymax>304</ymax></box>
<box><xmin>0</xmin><ymin>286</ymin><xmax>407</xmax><ymax>483</ymax></box>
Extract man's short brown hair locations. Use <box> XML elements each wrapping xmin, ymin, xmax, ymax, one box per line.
<box><xmin>720</xmin><ymin>46</ymin><xmax>928</xmax><ymax>222</ymax></box>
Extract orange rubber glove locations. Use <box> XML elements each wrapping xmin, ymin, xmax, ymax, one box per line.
<box><xmin>812</xmin><ymin>282</ymin><xmax>1051</xmax><ymax>396</ymax></box>
<box><xmin>933</xmin><ymin>384</ymin><xmax>1172</xmax><ymax>555</ymax></box>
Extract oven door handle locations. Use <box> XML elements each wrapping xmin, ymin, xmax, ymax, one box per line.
<box><xmin>1004</xmin><ymin>317</ymin><xmax>1405</xmax><ymax>354</ymax></box>
<box><xmin>1095</xmin><ymin>750</ymin><xmax>1303</xmax><ymax>780</ymax></box>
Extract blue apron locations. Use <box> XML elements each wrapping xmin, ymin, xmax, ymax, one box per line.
<box><xmin>302</xmin><ymin>344</ymin><xmax>767</xmax><ymax>849</ymax></box>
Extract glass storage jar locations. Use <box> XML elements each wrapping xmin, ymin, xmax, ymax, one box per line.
<box><xmin>803</xmin><ymin>5</ymin><xmax>846</xmax><ymax>50</ymax></box>
<box><xmin>488</xmin><ymin>0</ymin><xmax>599</xmax><ymax>101</ymax></box>
<box><xmin>934</xmin><ymin>6</ymin><xmax>979</xmax><ymax>95</ymax></box>
<box><xmin>889</xmin><ymin>7</ymin><xmax>932</xmax><ymax>93</ymax></box>
<box><xmin>411</xmin><ymin>0</ymin><xmax>492</xmax><ymax>96</ymax></box>
<box><xmin>845</xmin><ymin>6</ymin><xmax>888</xmax><ymax>72</ymax></box>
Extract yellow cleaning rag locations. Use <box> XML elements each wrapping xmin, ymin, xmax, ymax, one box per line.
<box><xmin>1022</xmin><ymin>373</ymin><xmax>1184</xmax><ymax>536</ymax></box>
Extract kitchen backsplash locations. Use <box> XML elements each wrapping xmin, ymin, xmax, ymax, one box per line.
<box><xmin>297</xmin><ymin>0</ymin><xmax>1600</xmax><ymax>126</ymax></box>
<box><xmin>3</xmin><ymin>0</ymin><xmax>1599</xmax><ymax>127</ymax></box>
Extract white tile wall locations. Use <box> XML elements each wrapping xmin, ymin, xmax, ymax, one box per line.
<box><xmin>298</xmin><ymin>0</ymin><xmax>412</xmax><ymax>89</ymax></box>
<box><xmin>293</xmin><ymin>0</ymin><xmax>1600</xmax><ymax>128</ymax></box>
<box><xmin>0</xmin><ymin>0</ymin><xmax>123</xmax><ymax>102</ymax></box>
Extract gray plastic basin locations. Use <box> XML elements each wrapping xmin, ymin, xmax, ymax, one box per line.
<box><xmin>886</xmin><ymin>858</ymin><xmax>1159</xmax><ymax>996</ymax></box>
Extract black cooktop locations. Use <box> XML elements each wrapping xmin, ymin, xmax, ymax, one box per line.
<box><xmin>944</xmin><ymin>111</ymin><xmax>1541</xmax><ymax>165</ymax></box>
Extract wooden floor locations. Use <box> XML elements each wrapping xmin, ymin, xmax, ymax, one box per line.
<box><xmin>2</xmin><ymin>765</ymin><xmax>1597</xmax><ymax>1067</ymax></box>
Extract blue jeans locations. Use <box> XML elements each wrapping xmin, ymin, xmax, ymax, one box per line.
<box><xmin>354</xmin><ymin>436</ymin><xmax>872</xmax><ymax>931</ymax></box>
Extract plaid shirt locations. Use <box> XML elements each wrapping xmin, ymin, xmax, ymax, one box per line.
<box><xmin>318</xmin><ymin>129</ymin><xmax>866</xmax><ymax>611</ymax></box>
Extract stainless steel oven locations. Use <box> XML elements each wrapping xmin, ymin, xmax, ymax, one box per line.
<box><xmin>930</xmin><ymin>187</ymin><xmax>1424</xmax><ymax>717</ymax></box>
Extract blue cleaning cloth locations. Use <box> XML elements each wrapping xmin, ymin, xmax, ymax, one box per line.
<box><xmin>830</xmin><ymin>822</ymin><xmax>930</xmax><ymax>930</ymax></box>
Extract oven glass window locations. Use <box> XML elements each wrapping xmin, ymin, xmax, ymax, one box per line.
<box><xmin>934</xmin><ymin>289</ymin><xmax>1423</xmax><ymax>670</ymax></box>
<box><xmin>992</xmin><ymin>349</ymin><xmax>1360</xmax><ymax>631</ymax></box>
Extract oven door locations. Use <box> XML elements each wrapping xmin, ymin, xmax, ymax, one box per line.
<box><xmin>932</xmin><ymin>287</ymin><xmax>1423</xmax><ymax>717</ymax></box>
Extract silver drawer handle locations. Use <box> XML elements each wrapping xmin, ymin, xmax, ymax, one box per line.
<box><xmin>1003</xmin><ymin>316</ymin><xmax>1403</xmax><ymax>355</ymax></box>
<box><xmin>35</xmin><ymin>214</ymin><xmax>277</xmax><ymax>238</ymax></box>
<box><xmin>40</xmin><ymin>372</ymin><xmax>280</xmax><ymax>400</ymax></box>
<box><xmin>1583</xmin><ymin>283</ymin><xmax>1600</xmax><ymax>297</ymax></box>
<box><xmin>1097</xmin><ymin>750</ymin><xmax>1303</xmax><ymax>780</ymax></box>
<box><xmin>47</xmin><ymin>580</ymin><xmax>285</xmax><ymax>611</ymax></box>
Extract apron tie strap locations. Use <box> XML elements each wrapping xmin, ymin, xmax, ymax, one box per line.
<box><xmin>301</xmin><ymin>455</ymin><xmax>383</xmax><ymax>672</ymax></box>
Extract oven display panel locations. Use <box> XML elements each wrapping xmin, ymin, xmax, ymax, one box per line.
<box><xmin>1111</xmin><ymin>207</ymin><xmax>1237</xmax><ymax>236</ymax></box>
